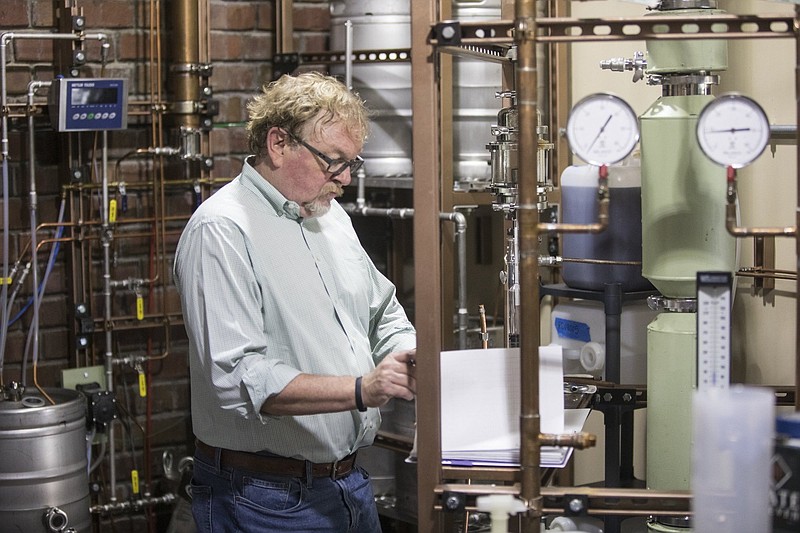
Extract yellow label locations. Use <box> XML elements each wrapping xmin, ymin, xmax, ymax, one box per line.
<box><xmin>138</xmin><ymin>372</ymin><xmax>147</xmax><ymax>398</ymax></box>
<box><xmin>131</xmin><ymin>470</ymin><xmax>140</xmax><ymax>494</ymax></box>
<box><xmin>109</xmin><ymin>199</ymin><xmax>117</xmax><ymax>223</ymax></box>
<box><xmin>0</xmin><ymin>277</ymin><xmax>10</xmax><ymax>285</ymax></box>
<box><xmin>136</xmin><ymin>295</ymin><xmax>144</xmax><ymax>320</ymax></box>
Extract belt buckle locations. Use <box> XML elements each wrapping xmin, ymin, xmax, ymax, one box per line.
<box><xmin>330</xmin><ymin>458</ymin><xmax>341</xmax><ymax>480</ymax></box>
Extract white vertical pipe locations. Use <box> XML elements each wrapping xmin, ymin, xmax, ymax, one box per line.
<box><xmin>344</xmin><ymin>20</ymin><xmax>353</xmax><ymax>91</ymax></box>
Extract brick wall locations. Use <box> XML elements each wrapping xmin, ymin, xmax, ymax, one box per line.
<box><xmin>0</xmin><ymin>1</ymin><xmax>331</xmax><ymax>531</ymax></box>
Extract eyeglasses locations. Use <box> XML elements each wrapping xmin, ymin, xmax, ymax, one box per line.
<box><xmin>288</xmin><ymin>133</ymin><xmax>364</xmax><ymax>177</ymax></box>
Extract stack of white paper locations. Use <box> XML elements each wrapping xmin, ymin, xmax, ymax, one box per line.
<box><xmin>440</xmin><ymin>345</ymin><xmax>589</xmax><ymax>468</ymax></box>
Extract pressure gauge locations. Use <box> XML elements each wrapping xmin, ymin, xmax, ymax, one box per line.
<box><xmin>696</xmin><ymin>94</ymin><xmax>770</xmax><ymax>169</ymax></box>
<box><xmin>565</xmin><ymin>93</ymin><xmax>639</xmax><ymax>166</ymax></box>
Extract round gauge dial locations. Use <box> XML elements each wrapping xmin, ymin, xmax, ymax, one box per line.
<box><xmin>696</xmin><ymin>94</ymin><xmax>770</xmax><ymax>169</ymax></box>
<box><xmin>566</xmin><ymin>93</ymin><xmax>640</xmax><ymax>166</ymax></box>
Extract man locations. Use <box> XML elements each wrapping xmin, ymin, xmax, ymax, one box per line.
<box><xmin>174</xmin><ymin>71</ymin><xmax>417</xmax><ymax>532</ymax></box>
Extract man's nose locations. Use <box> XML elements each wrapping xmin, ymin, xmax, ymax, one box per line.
<box><xmin>336</xmin><ymin>168</ymin><xmax>352</xmax><ymax>187</ymax></box>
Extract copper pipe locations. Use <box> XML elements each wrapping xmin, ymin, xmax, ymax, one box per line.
<box><xmin>479</xmin><ymin>304</ymin><xmax>489</xmax><ymax>349</ymax></box>
<box><xmin>538</xmin><ymin>431</ymin><xmax>596</xmax><ymax>449</ymax></box>
<box><xmin>515</xmin><ymin>0</ymin><xmax>542</xmax><ymax>527</ymax></box>
<box><xmin>537</xmin><ymin>191</ymin><xmax>609</xmax><ymax>233</ymax></box>
<box><xmin>737</xmin><ymin>269</ymin><xmax>796</xmax><ymax>281</ymax></box>
<box><xmin>726</xmin><ymin>183</ymin><xmax>796</xmax><ymax>237</ymax></box>
<box><xmin>33</xmin><ymin>362</ymin><xmax>55</xmax><ymax>405</ymax></box>
<box><xmin>277</xmin><ymin>0</ymin><xmax>294</xmax><ymax>54</ymax></box>
<box><xmin>410</xmin><ymin>0</ymin><xmax>444</xmax><ymax>527</ymax></box>
<box><xmin>166</xmin><ymin>0</ymin><xmax>200</xmax><ymax>129</ymax></box>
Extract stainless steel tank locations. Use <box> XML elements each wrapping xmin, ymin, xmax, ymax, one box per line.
<box><xmin>0</xmin><ymin>387</ymin><xmax>91</xmax><ymax>532</ymax></box>
<box><xmin>451</xmin><ymin>0</ymin><xmax>503</xmax><ymax>188</ymax></box>
<box><xmin>330</xmin><ymin>0</ymin><xmax>413</xmax><ymax>177</ymax></box>
<box><xmin>330</xmin><ymin>0</ymin><xmax>502</xmax><ymax>185</ymax></box>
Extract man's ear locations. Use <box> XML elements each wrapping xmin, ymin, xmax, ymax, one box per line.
<box><xmin>266</xmin><ymin>127</ymin><xmax>288</xmax><ymax>167</ymax></box>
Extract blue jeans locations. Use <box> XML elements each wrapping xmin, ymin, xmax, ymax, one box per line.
<box><xmin>191</xmin><ymin>448</ymin><xmax>382</xmax><ymax>533</ymax></box>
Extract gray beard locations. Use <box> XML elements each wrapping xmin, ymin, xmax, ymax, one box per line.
<box><xmin>302</xmin><ymin>198</ymin><xmax>331</xmax><ymax>218</ymax></box>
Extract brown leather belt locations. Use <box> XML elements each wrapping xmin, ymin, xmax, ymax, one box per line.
<box><xmin>195</xmin><ymin>440</ymin><xmax>356</xmax><ymax>480</ymax></box>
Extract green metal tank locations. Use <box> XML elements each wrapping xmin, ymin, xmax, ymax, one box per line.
<box><xmin>646</xmin><ymin>311</ymin><xmax>696</xmax><ymax>491</ymax></box>
<box><xmin>640</xmin><ymin>94</ymin><xmax>736</xmax><ymax>298</ymax></box>
<box><xmin>646</xmin><ymin>8</ymin><xmax>728</xmax><ymax>75</ymax></box>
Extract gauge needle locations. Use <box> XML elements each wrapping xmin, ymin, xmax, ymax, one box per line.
<box><xmin>707</xmin><ymin>127</ymin><xmax>752</xmax><ymax>134</ymax></box>
<box><xmin>587</xmin><ymin>114</ymin><xmax>613</xmax><ymax>152</ymax></box>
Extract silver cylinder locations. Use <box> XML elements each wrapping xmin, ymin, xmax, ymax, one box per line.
<box><xmin>451</xmin><ymin>0</ymin><xmax>503</xmax><ymax>187</ymax></box>
<box><xmin>0</xmin><ymin>388</ymin><xmax>91</xmax><ymax>532</ymax></box>
<box><xmin>331</xmin><ymin>0</ymin><xmax>413</xmax><ymax>177</ymax></box>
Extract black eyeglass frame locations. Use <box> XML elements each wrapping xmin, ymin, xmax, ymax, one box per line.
<box><xmin>287</xmin><ymin>132</ymin><xmax>364</xmax><ymax>177</ymax></box>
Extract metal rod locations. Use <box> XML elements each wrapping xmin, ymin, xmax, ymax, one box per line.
<box><xmin>345</xmin><ymin>19</ymin><xmax>354</xmax><ymax>91</ymax></box>
<box><xmin>795</xmin><ymin>6</ymin><xmax>800</xmax><ymax>412</ymax></box>
<box><xmin>515</xmin><ymin>0</ymin><xmax>542</xmax><ymax>528</ymax></box>
<box><xmin>26</xmin><ymin>80</ymin><xmax>51</xmax><ymax>401</ymax></box>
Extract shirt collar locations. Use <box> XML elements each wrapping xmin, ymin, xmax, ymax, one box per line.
<box><xmin>241</xmin><ymin>156</ymin><xmax>303</xmax><ymax>221</ymax></box>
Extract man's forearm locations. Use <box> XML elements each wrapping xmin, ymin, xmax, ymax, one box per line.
<box><xmin>260</xmin><ymin>374</ymin><xmax>357</xmax><ymax>416</ymax></box>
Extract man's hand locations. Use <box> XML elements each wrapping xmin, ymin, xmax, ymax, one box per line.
<box><xmin>360</xmin><ymin>349</ymin><xmax>416</xmax><ymax>408</ymax></box>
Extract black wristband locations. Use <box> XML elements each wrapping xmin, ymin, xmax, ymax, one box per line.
<box><xmin>355</xmin><ymin>376</ymin><xmax>367</xmax><ymax>412</ymax></box>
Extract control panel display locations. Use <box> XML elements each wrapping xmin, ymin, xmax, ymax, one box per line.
<box><xmin>49</xmin><ymin>78</ymin><xmax>128</xmax><ymax>132</ymax></box>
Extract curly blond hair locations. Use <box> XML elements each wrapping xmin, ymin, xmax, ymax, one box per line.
<box><xmin>246</xmin><ymin>72</ymin><xmax>369</xmax><ymax>157</ymax></box>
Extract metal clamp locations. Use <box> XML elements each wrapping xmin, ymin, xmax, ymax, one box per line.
<box><xmin>647</xmin><ymin>295</ymin><xmax>697</xmax><ymax>313</ymax></box>
<box><xmin>45</xmin><ymin>506</ymin><xmax>69</xmax><ymax>532</ymax></box>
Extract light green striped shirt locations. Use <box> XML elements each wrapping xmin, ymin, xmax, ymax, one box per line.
<box><xmin>173</xmin><ymin>158</ymin><xmax>416</xmax><ymax>462</ymax></box>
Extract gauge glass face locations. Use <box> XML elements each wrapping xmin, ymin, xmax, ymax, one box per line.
<box><xmin>696</xmin><ymin>94</ymin><xmax>770</xmax><ymax>168</ymax></box>
<box><xmin>566</xmin><ymin>93</ymin><xmax>640</xmax><ymax>166</ymax></box>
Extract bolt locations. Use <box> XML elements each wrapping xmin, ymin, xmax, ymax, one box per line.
<box><xmin>623</xmin><ymin>393</ymin><xmax>632</xmax><ymax>402</ymax></box>
<box><xmin>441</xmin><ymin>26</ymin><xmax>456</xmax><ymax>40</ymax></box>
<box><xmin>603</xmin><ymin>392</ymin><xmax>613</xmax><ymax>402</ymax></box>
<box><xmin>445</xmin><ymin>495</ymin><xmax>461</xmax><ymax>510</ymax></box>
<box><xmin>568</xmin><ymin>498</ymin><xmax>584</xmax><ymax>513</ymax></box>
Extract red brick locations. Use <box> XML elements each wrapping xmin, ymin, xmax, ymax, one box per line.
<box><xmin>118</xmin><ymin>30</ymin><xmax>152</xmax><ymax>62</ymax></box>
<box><xmin>31</xmin><ymin>2</ymin><xmax>54</xmax><ymax>27</ymax></box>
<box><xmin>209</xmin><ymin>157</ymin><xmax>235</xmax><ymax>179</ymax></box>
<box><xmin>256</xmin><ymin>3</ymin><xmax>275</xmax><ymax>31</ymax></box>
<box><xmin>210</xmin><ymin>32</ymin><xmax>243</xmax><ymax>61</ymax></box>
<box><xmin>215</xmin><ymin>95</ymin><xmax>249</xmax><ymax>124</ymax></box>
<box><xmin>210</xmin><ymin>2</ymin><xmax>259</xmax><ymax>31</ymax></box>
<box><xmin>14</xmin><ymin>39</ymin><xmax>55</xmax><ymax>63</ymax></box>
<box><xmin>209</xmin><ymin>127</ymin><xmax>232</xmax><ymax>154</ymax></box>
<box><xmin>0</xmin><ymin>0</ymin><xmax>31</xmax><ymax>27</ymax></box>
<box><xmin>40</xmin><ymin>327</ymin><xmax>71</xmax><ymax>361</ymax></box>
<box><xmin>212</xmin><ymin>63</ymin><xmax>271</xmax><ymax>92</ymax></box>
<box><xmin>229</xmin><ymin>128</ymin><xmax>249</xmax><ymax>152</ymax></box>
<box><xmin>294</xmin><ymin>5</ymin><xmax>330</xmax><ymax>32</ymax></box>
<box><xmin>80</xmin><ymin>0</ymin><xmax>135</xmax><ymax>29</ymax></box>
<box><xmin>296</xmin><ymin>33</ymin><xmax>328</xmax><ymax>54</ymax></box>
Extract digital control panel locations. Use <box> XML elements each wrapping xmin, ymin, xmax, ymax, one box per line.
<box><xmin>49</xmin><ymin>78</ymin><xmax>128</xmax><ymax>132</ymax></box>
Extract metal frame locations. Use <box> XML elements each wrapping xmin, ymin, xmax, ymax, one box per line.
<box><xmin>411</xmin><ymin>2</ymin><xmax>800</xmax><ymax>531</ymax></box>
